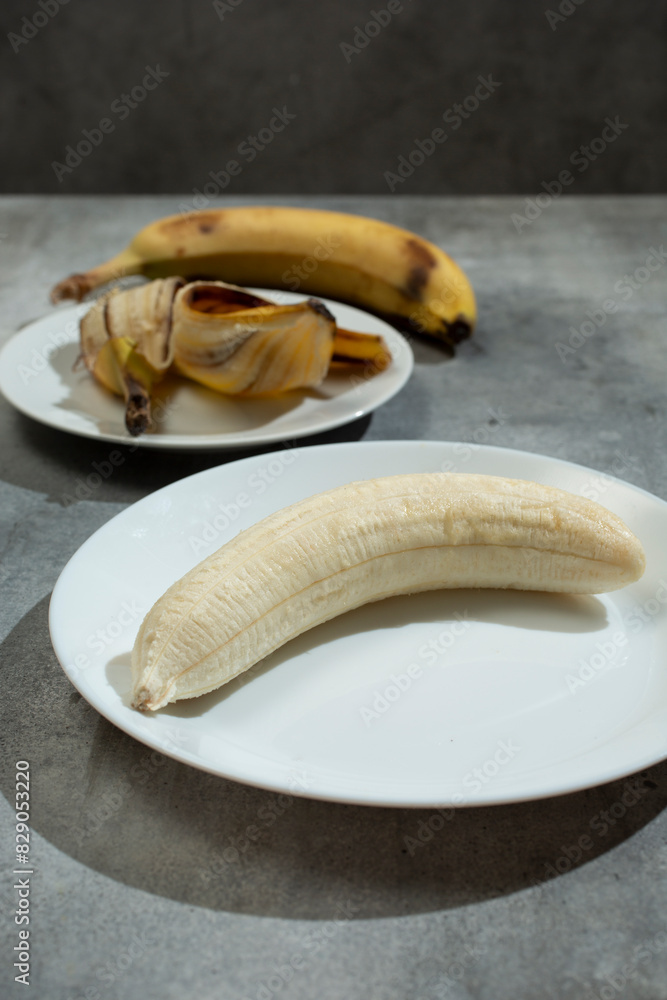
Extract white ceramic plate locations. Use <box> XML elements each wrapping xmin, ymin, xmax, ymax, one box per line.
<box><xmin>49</xmin><ymin>441</ymin><xmax>667</xmax><ymax>807</ymax></box>
<box><xmin>0</xmin><ymin>293</ymin><xmax>412</xmax><ymax>449</ymax></box>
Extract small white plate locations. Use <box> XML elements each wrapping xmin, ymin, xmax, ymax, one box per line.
<box><xmin>49</xmin><ymin>441</ymin><xmax>667</xmax><ymax>807</ymax></box>
<box><xmin>0</xmin><ymin>292</ymin><xmax>413</xmax><ymax>449</ymax></box>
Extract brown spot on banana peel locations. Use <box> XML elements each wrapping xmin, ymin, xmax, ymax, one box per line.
<box><xmin>164</xmin><ymin>279</ymin><xmax>185</xmax><ymax>365</ymax></box>
<box><xmin>102</xmin><ymin>295</ymin><xmax>115</xmax><ymax>340</ymax></box>
<box><xmin>306</xmin><ymin>297</ymin><xmax>336</xmax><ymax>324</ymax></box>
<box><xmin>157</xmin><ymin>211</ymin><xmax>223</xmax><ymax>238</ymax></box>
<box><xmin>381</xmin><ymin>311</ymin><xmax>472</xmax><ymax>352</ymax></box>
<box><xmin>398</xmin><ymin>238</ymin><xmax>474</xmax><ymax>347</ymax></box>
<box><xmin>403</xmin><ymin>238</ymin><xmax>437</xmax><ymax>298</ymax></box>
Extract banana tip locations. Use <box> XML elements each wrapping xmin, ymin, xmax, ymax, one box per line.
<box><xmin>131</xmin><ymin>688</ymin><xmax>155</xmax><ymax>712</ymax></box>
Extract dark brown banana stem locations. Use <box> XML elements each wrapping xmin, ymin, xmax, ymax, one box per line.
<box><xmin>124</xmin><ymin>377</ymin><xmax>152</xmax><ymax>437</ymax></box>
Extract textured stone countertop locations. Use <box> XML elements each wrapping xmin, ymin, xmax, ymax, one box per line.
<box><xmin>1</xmin><ymin>195</ymin><xmax>666</xmax><ymax>1000</ymax></box>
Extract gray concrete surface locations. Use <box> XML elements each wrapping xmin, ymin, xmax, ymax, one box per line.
<box><xmin>1</xmin><ymin>195</ymin><xmax>667</xmax><ymax>999</ymax></box>
<box><xmin>2</xmin><ymin>0</ymin><xmax>665</xmax><ymax>195</ymax></box>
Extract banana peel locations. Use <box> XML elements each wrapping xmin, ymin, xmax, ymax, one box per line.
<box><xmin>78</xmin><ymin>278</ymin><xmax>392</xmax><ymax>434</ymax></box>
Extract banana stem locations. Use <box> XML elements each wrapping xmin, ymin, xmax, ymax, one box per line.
<box><xmin>124</xmin><ymin>377</ymin><xmax>152</xmax><ymax>437</ymax></box>
<box><xmin>50</xmin><ymin>249</ymin><xmax>144</xmax><ymax>303</ymax></box>
<box><xmin>108</xmin><ymin>336</ymin><xmax>155</xmax><ymax>437</ymax></box>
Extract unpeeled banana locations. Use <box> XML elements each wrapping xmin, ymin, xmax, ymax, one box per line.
<box><xmin>51</xmin><ymin>206</ymin><xmax>476</xmax><ymax>347</ymax></box>
<box><xmin>131</xmin><ymin>473</ymin><xmax>645</xmax><ymax>711</ymax></box>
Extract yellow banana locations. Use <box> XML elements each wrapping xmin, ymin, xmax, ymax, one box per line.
<box><xmin>131</xmin><ymin>473</ymin><xmax>645</xmax><ymax>711</ymax></box>
<box><xmin>52</xmin><ymin>206</ymin><xmax>476</xmax><ymax>347</ymax></box>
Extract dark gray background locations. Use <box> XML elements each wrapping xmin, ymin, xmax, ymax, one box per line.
<box><xmin>3</xmin><ymin>0</ymin><xmax>666</xmax><ymax>194</ymax></box>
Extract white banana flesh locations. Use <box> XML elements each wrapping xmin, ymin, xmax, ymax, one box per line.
<box><xmin>131</xmin><ymin>473</ymin><xmax>646</xmax><ymax>711</ymax></box>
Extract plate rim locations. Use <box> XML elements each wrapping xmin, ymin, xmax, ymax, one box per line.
<box><xmin>48</xmin><ymin>439</ymin><xmax>667</xmax><ymax>807</ymax></box>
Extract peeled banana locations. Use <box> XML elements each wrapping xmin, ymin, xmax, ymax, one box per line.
<box><xmin>130</xmin><ymin>473</ymin><xmax>645</xmax><ymax>711</ymax></box>
<box><xmin>51</xmin><ymin>206</ymin><xmax>476</xmax><ymax>347</ymax></box>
